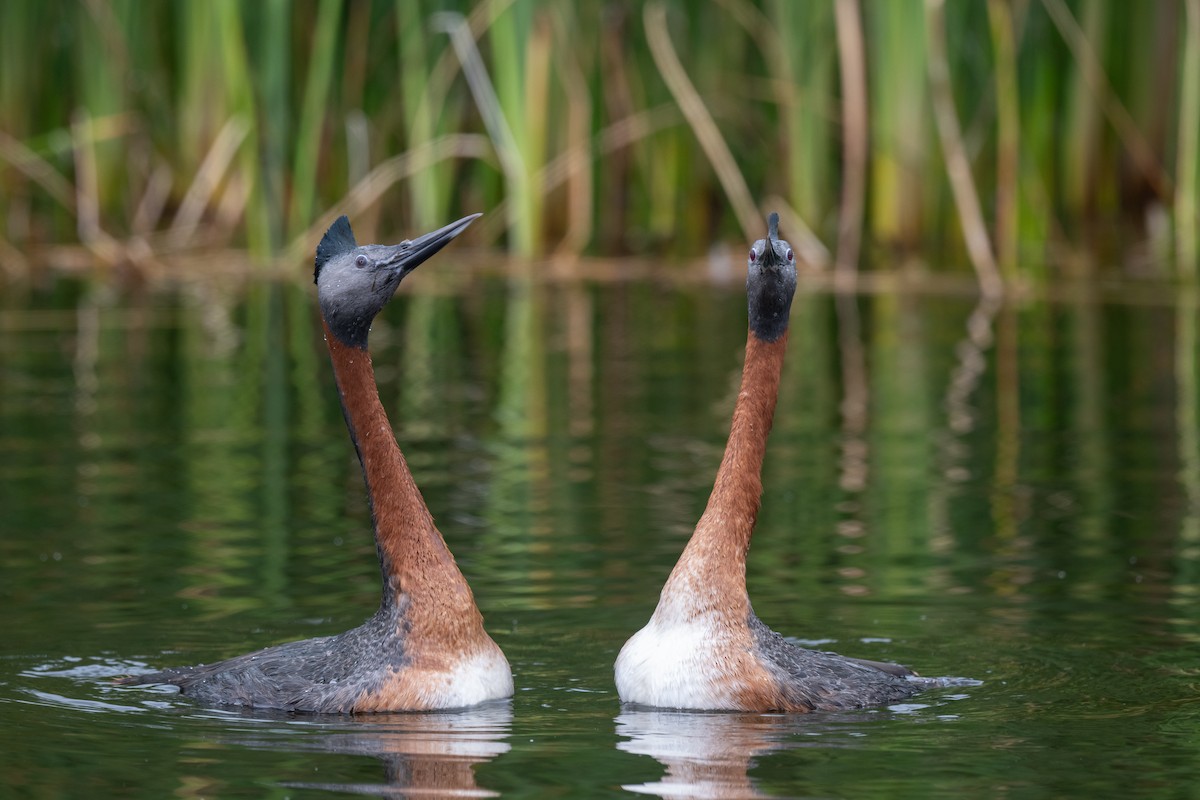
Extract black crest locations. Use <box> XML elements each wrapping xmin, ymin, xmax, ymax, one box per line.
<box><xmin>314</xmin><ymin>215</ymin><xmax>357</xmax><ymax>284</ymax></box>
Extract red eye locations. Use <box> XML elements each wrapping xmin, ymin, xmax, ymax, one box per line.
<box><xmin>748</xmin><ymin>250</ymin><xmax>756</xmax><ymax>262</ymax></box>
<box><xmin>786</xmin><ymin>249</ymin><xmax>794</xmax><ymax>262</ymax></box>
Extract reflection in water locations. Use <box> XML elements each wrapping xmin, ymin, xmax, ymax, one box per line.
<box><xmin>1176</xmin><ymin>286</ymin><xmax>1200</xmax><ymax>594</ymax></box>
<box><xmin>931</xmin><ymin>293</ymin><xmax>1002</xmax><ymax>560</ymax></box>
<box><xmin>616</xmin><ymin>703</ymin><xmax>976</xmax><ymax>799</ymax></box>
<box><xmin>834</xmin><ymin>288</ymin><xmax>869</xmax><ymax>495</ymax></box>
<box><xmin>941</xmin><ymin>294</ymin><xmax>1000</xmax><ymax>437</ymax></box>
<box><xmin>616</xmin><ymin>709</ymin><xmax>796</xmax><ymax>799</ymax></box>
<box><xmin>19</xmin><ymin>659</ymin><xmax>512</xmax><ymax>797</ymax></box>
<box><xmin>234</xmin><ymin>702</ymin><xmax>512</xmax><ymax>798</ymax></box>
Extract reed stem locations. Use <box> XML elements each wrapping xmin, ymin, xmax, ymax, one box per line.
<box><xmin>1178</xmin><ymin>0</ymin><xmax>1200</xmax><ymax>280</ymax></box>
<box><xmin>925</xmin><ymin>0</ymin><xmax>1002</xmax><ymax>298</ymax></box>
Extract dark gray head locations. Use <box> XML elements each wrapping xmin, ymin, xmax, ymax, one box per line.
<box><xmin>746</xmin><ymin>212</ymin><xmax>797</xmax><ymax>342</ymax></box>
<box><xmin>314</xmin><ymin>213</ymin><xmax>481</xmax><ymax>348</ymax></box>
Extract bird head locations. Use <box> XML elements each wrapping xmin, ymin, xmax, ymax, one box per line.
<box><xmin>313</xmin><ymin>213</ymin><xmax>480</xmax><ymax>348</ymax></box>
<box><xmin>745</xmin><ymin>212</ymin><xmax>797</xmax><ymax>342</ymax></box>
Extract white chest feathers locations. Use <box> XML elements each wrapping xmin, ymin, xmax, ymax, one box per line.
<box><xmin>436</xmin><ymin>647</ymin><xmax>514</xmax><ymax>708</ymax></box>
<box><xmin>614</xmin><ymin>610</ymin><xmax>749</xmax><ymax>711</ymax></box>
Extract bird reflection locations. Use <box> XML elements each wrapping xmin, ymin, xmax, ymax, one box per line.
<box><xmin>231</xmin><ymin>701</ymin><xmax>511</xmax><ymax>797</ymax></box>
<box><xmin>616</xmin><ymin>708</ymin><xmax>794</xmax><ymax>799</ymax></box>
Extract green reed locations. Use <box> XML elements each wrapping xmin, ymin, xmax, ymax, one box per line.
<box><xmin>865</xmin><ymin>0</ymin><xmax>931</xmax><ymax>249</ymax></box>
<box><xmin>0</xmin><ymin>0</ymin><xmax>1195</xmax><ymax>280</ymax></box>
<box><xmin>1179</xmin><ymin>0</ymin><xmax>1200</xmax><ymax>279</ymax></box>
<box><xmin>770</xmin><ymin>1</ymin><xmax>836</xmax><ymax>231</ymax></box>
<box><xmin>398</xmin><ymin>0</ymin><xmax>451</xmax><ymax>230</ymax></box>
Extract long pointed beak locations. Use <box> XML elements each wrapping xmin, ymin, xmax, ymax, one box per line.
<box><xmin>758</xmin><ymin>211</ymin><xmax>783</xmax><ymax>267</ymax></box>
<box><xmin>382</xmin><ymin>213</ymin><xmax>482</xmax><ymax>274</ymax></box>
<box><xmin>760</xmin><ymin>244</ymin><xmax>782</xmax><ymax>268</ymax></box>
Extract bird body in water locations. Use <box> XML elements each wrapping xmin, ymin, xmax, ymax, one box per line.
<box><xmin>117</xmin><ymin>214</ymin><xmax>512</xmax><ymax>713</ymax></box>
<box><xmin>615</xmin><ymin>213</ymin><xmax>954</xmax><ymax>712</ymax></box>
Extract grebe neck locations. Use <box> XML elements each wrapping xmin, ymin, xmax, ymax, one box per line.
<box><xmin>670</xmin><ymin>330</ymin><xmax>789</xmax><ymax>588</ymax></box>
<box><xmin>322</xmin><ymin>319</ymin><xmax>471</xmax><ymax>607</ymax></box>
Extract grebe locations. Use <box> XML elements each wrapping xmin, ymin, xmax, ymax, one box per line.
<box><xmin>118</xmin><ymin>214</ymin><xmax>513</xmax><ymax>712</ymax></box>
<box><xmin>615</xmin><ymin>213</ymin><xmax>945</xmax><ymax>712</ymax></box>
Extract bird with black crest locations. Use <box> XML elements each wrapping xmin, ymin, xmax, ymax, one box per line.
<box><xmin>118</xmin><ymin>214</ymin><xmax>513</xmax><ymax>713</ymax></box>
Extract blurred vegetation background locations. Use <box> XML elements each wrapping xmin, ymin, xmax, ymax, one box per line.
<box><xmin>0</xmin><ymin>0</ymin><xmax>1197</xmax><ymax>285</ymax></box>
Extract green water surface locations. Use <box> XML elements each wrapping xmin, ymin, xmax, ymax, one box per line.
<box><xmin>2</xmin><ymin>274</ymin><xmax>1199</xmax><ymax>798</ymax></box>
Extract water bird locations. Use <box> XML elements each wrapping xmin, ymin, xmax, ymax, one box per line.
<box><xmin>615</xmin><ymin>212</ymin><xmax>954</xmax><ymax>712</ymax></box>
<box><xmin>117</xmin><ymin>214</ymin><xmax>513</xmax><ymax>712</ymax></box>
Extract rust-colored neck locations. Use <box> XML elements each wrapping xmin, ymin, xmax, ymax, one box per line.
<box><xmin>322</xmin><ymin>319</ymin><xmax>472</xmax><ymax>607</ymax></box>
<box><xmin>668</xmin><ymin>330</ymin><xmax>788</xmax><ymax>592</ymax></box>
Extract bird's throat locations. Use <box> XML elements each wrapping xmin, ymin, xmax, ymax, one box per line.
<box><xmin>674</xmin><ymin>331</ymin><xmax>789</xmax><ymax>579</ymax></box>
<box><xmin>321</xmin><ymin>319</ymin><xmax>465</xmax><ymax>603</ymax></box>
